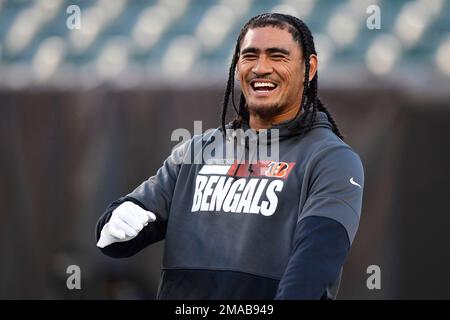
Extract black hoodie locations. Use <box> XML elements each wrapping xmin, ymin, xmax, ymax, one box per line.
<box><xmin>96</xmin><ymin>111</ymin><xmax>364</xmax><ymax>299</ymax></box>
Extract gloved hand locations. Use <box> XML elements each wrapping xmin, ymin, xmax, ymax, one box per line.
<box><xmin>96</xmin><ymin>201</ymin><xmax>156</xmax><ymax>248</ymax></box>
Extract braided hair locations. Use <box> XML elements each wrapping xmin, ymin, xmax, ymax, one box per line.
<box><xmin>221</xmin><ymin>13</ymin><xmax>344</xmax><ymax>140</ymax></box>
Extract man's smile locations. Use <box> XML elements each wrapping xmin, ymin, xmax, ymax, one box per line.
<box><xmin>249</xmin><ymin>79</ymin><xmax>279</xmax><ymax>97</ymax></box>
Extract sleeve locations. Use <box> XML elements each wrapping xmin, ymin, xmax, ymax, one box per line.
<box><xmin>275</xmin><ymin>216</ymin><xmax>349</xmax><ymax>299</ymax></box>
<box><xmin>299</xmin><ymin>146</ymin><xmax>364</xmax><ymax>243</ymax></box>
<box><xmin>95</xmin><ymin>139</ymin><xmax>190</xmax><ymax>258</ymax></box>
<box><xmin>275</xmin><ymin>146</ymin><xmax>364</xmax><ymax>299</ymax></box>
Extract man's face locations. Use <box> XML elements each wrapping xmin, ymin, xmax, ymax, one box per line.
<box><xmin>237</xmin><ymin>26</ymin><xmax>305</xmax><ymax>118</ymax></box>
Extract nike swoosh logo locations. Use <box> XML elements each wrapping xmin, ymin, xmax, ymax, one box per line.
<box><xmin>350</xmin><ymin>177</ymin><xmax>362</xmax><ymax>188</ymax></box>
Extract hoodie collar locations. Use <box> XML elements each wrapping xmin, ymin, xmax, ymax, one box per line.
<box><xmin>240</xmin><ymin>109</ymin><xmax>333</xmax><ymax>142</ymax></box>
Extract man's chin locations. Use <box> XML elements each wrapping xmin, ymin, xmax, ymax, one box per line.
<box><xmin>247</xmin><ymin>103</ymin><xmax>280</xmax><ymax>118</ymax></box>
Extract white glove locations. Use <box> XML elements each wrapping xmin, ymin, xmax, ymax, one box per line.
<box><xmin>97</xmin><ymin>201</ymin><xmax>156</xmax><ymax>248</ymax></box>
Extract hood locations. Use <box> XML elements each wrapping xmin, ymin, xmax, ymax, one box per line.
<box><xmin>239</xmin><ymin>109</ymin><xmax>334</xmax><ymax>143</ymax></box>
<box><xmin>271</xmin><ymin>109</ymin><xmax>333</xmax><ymax>141</ymax></box>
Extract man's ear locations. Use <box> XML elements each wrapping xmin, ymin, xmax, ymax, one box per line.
<box><xmin>308</xmin><ymin>54</ymin><xmax>318</xmax><ymax>82</ymax></box>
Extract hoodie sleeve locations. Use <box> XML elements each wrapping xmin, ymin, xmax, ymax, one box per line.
<box><xmin>276</xmin><ymin>145</ymin><xmax>364</xmax><ymax>299</ymax></box>
<box><xmin>275</xmin><ymin>216</ymin><xmax>349</xmax><ymax>299</ymax></box>
<box><xmin>95</xmin><ymin>139</ymin><xmax>190</xmax><ymax>258</ymax></box>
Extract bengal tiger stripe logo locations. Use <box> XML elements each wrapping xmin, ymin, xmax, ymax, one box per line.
<box><xmin>265</xmin><ymin>161</ymin><xmax>289</xmax><ymax>178</ymax></box>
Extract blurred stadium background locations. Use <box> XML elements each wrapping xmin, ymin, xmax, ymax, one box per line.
<box><xmin>1</xmin><ymin>0</ymin><xmax>450</xmax><ymax>299</ymax></box>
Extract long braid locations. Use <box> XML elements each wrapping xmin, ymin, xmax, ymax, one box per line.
<box><xmin>221</xmin><ymin>13</ymin><xmax>344</xmax><ymax>140</ymax></box>
<box><xmin>221</xmin><ymin>45</ymin><xmax>240</xmax><ymax>135</ymax></box>
<box><xmin>221</xmin><ymin>15</ymin><xmax>263</xmax><ymax>135</ymax></box>
<box><xmin>281</xmin><ymin>14</ymin><xmax>344</xmax><ymax>140</ymax></box>
<box><xmin>317</xmin><ymin>98</ymin><xmax>344</xmax><ymax>139</ymax></box>
<box><xmin>237</xmin><ymin>93</ymin><xmax>248</xmax><ymax>126</ymax></box>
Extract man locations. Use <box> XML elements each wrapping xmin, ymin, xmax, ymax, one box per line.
<box><xmin>96</xmin><ymin>13</ymin><xmax>364</xmax><ymax>300</ymax></box>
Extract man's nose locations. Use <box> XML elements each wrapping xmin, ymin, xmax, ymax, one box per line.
<box><xmin>252</xmin><ymin>57</ymin><xmax>273</xmax><ymax>76</ymax></box>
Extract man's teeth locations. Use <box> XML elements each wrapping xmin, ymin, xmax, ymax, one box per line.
<box><xmin>254</xmin><ymin>82</ymin><xmax>276</xmax><ymax>88</ymax></box>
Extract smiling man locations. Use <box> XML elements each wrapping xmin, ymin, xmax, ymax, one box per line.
<box><xmin>96</xmin><ymin>13</ymin><xmax>364</xmax><ymax>300</ymax></box>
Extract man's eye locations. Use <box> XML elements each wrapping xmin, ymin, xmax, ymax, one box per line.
<box><xmin>242</xmin><ymin>55</ymin><xmax>257</xmax><ymax>59</ymax></box>
<box><xmin>271</xmin><ymin>55</ymin><xmax>286</xmax><ymax>60</ymax></box>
